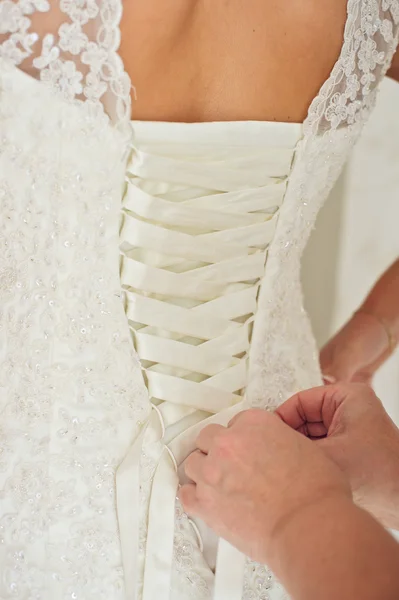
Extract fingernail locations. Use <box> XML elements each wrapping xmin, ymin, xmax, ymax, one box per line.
<box><xmin>322</xmin><ymin>374</ymin><xmax>337</xmax><ymax>385</ymax></box>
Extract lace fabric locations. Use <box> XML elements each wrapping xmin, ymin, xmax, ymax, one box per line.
<box><xmin>0</xmin><ymin>0</ymin><xmax>131</xmax><ymax>131</ymax></box>
<box><xmin>0</xmin><ymin>60</ymin><xmax>149</xmax><ymax>600</ymax></box>
<box><xmin>0</xmin><ymin>1</ymin><xmax>398</xmax><ymax>600</ymax></box>
<box><xmin>308</xmin><ymin>0</ymin><xmax>399</xmax><ymax>134</ymax></box>
<box><xmin>1</xmin><ymin>0</ymin><xmax>398</xmax><ymax>131</ymax></box>
<box><xmin>249</xmin><ymin>0</ymin><xmax>399</xmax><ymax>407</ymax></box>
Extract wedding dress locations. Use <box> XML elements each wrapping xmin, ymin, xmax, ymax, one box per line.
<box><xmin>0</xmin><ymin>2</ymin><xmax>398</xmax><ymax>600</ymax></box>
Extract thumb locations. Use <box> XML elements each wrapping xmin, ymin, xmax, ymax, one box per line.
<box><xmin>320</xmin><ymin>344</ymin><xmax>355</xmax><ymax>383</ymax></box>
<box><xmin>179</xmin><ymin>483</ymin><xmax>199</xmax><ymax>516</ymax></box>
<box><xmin>277</xmin><ymin>385</ymin><xmax>346</xmax><ymax>433</ymax></box>
<box><xmin>315</xmin><ymin>434</ymin><xmax>352</xmax><ymax>474</ymax></box>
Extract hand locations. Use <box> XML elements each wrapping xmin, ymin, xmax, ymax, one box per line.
<box><xmin>277</xmin><ymin>383</ymin><xmax>399</xmax><ymax>529</ymax></box>
<box><xmin>179</xmin><ymin>409</ymin><xmax>350</xmax><ymax>566</ymax></box>
<box><xmin>320</xmin><ymin>311</ymin><xmax>392</xmax><ymax>385</ymax></box>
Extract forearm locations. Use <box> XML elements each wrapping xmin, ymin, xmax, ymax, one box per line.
<box><xmin>359</xmin><ymin>258</ymin><xmax>399</xmax><ymax>345</ymax></box>
<box><xmin>325</xmin><ymin>258</ymin><xmax>399</xmax><ymax>380</ymax></box>
<box><xmin>357</xmin><ymin>428</ymin><xmax>399</xmax><ymax>531</ymax></box>
<box><xmin>267</xmin><ymin>495</ymin><xmax>399</xmax><ymax>600</ymax></box>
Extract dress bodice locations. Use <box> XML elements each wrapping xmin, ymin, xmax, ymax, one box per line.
<box><xmin>118</xmin><ymin>120</ymin><xmax>302</xmax><ymax>600</ymax></box>
<box><xmin>0</xmin><ymin>1</ymin><xmax>398</xmax><ymax>599</ymax></box>
<box><xmin>0</xmin><ymin>59</ymin><xmax>149</xmax><ymax>600</ymax></box>
<box><xmin>122</xmin><ymin>120</ymin><xmax>302</xmax><ymax>432</ymax></box>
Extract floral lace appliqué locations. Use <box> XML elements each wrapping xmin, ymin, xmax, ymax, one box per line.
<box><xmin>0</xmin><ymin>2</ymin><xmax>398</xmax><ymax>600</ymax></box>
<box><xmin>315</xmin><ymin>0</ymin><xmax>399</xmax><ymax>130</ymax></box>
<box><xmin>0</xmin><ymin>0</ymin><xmax>131</xmax><ymax>128</ymax></box>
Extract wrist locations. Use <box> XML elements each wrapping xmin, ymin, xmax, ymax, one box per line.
<box><xmin>350</xmin><ymin>310</ymin><xmax>391</xmax><ymax>353</ymax></box>
<box><xmin>355</xmin><ymin>308</ymin><xmax>397</xmax><ymax>355</ymax></box>
<box><xmin>263</xmin><ymin>489</ymin><xmax>352</xmax><ymax>573</ymax></box>
<box><xmin>266</xmin><ymin>492</ymin><xmax>399</xmax><ymax>600</ymax></box>
<box><xmin>338</xmin><ymin>310</ymin><xmax>395</xmax><ymax>380</ymax></box>
<box><xmin>358</xmin><ymin>427</ymin><xmax>399</xmax><ymax>530</ymax></box>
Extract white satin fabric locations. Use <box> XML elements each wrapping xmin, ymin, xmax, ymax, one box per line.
<box><xmin>1</xmin><ymin>4</ymin><xmax>398</xmax><ymax>597</ymax></box>
<box><xmin>118</xmin><ymin>120</ymin><xmax>302</xmax><ymax>599</ymax></box>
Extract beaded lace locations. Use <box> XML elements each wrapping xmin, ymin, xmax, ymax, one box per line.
<box><xmin>0</xmin><ymin>1</ymin><xmax>398</xmax><ymax>599</ymax></box>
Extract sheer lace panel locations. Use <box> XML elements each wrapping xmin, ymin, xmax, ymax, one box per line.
<box><xmin>307</xmin><ymin>0</ymin><xmax>399</xmax><ymax>135</ymax></box>
<box><xmin>0</xmin><ymin>0</ymin><xmax>131</xmax><ymax>129</ymax></box>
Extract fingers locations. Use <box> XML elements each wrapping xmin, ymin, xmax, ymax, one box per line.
<box><xmin>276</xmin><ymin>385</ymin><xmax>347</xmax><ymax>432</ymax></box>
<box><xmin>179</xmin><ymin>483</ymin><xmax>198</xmax><ymax>515</ymax></box>
<box><xmin>322</xmin><ymin>374</ymin><xmax>337</xmax><ymax>385</ymax></box>
<box><xmin>196</xmin><ymin>424</ymin><xmax>225</xmax><ymax>454</ymax></box>
<box><xmin>227</xmin><ymin>410</ymin><xmax>253</xmax><ymax>428</ymax></box>
<box><xmin>196</xmin><ymin>412</ymin><xmax>268</xmax><ymax>454</ymax></box>
<box><xmin>319</xmin><ymin>340</ymin><xmax>354</xmax><ymax>383</ymax></box>
<box><xmin>298</xmin><ymin>420</ymin><xmax>328</xmax><ymax>439</ymax></box>
<box><xmin>184</xmin><ymin>449</ymin><xmax>206</xmax><ymax>483</ymax></box>
<box><xmin>277</xmin><ymin>382</ymin><xmax>380</xmax><ymax>436</ymax></box>
<box><xmin>320</xmin><ymin>359</ymin><xmax>352</xmax><ymax>384</ymax></box>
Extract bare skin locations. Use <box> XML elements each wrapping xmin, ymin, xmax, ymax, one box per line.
<box><xmin>120</xmin><ymin>4</ymin><xmax>399</xmax><ymax>384</ymax></box>
<box><xmin>180</xmin><ymin>384</ymin><xmax>399</xmax><ymax>600</ymax></box>
<box><xmin>120</xmin><ymin>0</ymin><xmax>399</xmax><ymax>123</ymax></box>
<box><xmin>25</xmin><ymin>2</ymin><xmax>399</xmax><ymax>122</ymax></box>
<box><xmin>321</xmin><ymin>259</ymin><xmax>399</xmax><ymax>385</ymax></box>
<box><xmin>278</xmin><ymin>383</ymin><xmax>399</xmax><ymax>530</ymax></box>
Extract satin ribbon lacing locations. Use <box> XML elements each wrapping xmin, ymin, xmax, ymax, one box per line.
<box><xmin>117</xmin><ymin>123</ymin><xmax>299</xmax><ymax>600</ymax></box>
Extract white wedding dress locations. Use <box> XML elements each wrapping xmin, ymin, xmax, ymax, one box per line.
<box><xmin>0</xmin><ymin>2</ymin><xmax>398</xmax><ymax>600</ymax></box>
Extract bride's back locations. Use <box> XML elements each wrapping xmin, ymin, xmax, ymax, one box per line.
<box><xmin>0</xmin><ymin>4</ymin><xmax>398</xmax><ymax>600</ymax></box>
<box><xmin>121</xmin><ymin>0</ymin><xmax>349</xmax><ymax>122</ymax></box>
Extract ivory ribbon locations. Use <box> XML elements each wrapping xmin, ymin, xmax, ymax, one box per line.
<box><xmin>117</xmin><ymin>119</ymin><xmax>301</xmax><ymax>599</ymax></box>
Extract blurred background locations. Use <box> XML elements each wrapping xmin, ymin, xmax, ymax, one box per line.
<box><xmin>302</xmin><ymin>77</ymin><xmax>399</xmax><ymax>424</ymax></box>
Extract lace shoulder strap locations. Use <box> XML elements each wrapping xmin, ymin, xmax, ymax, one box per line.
<box><xmin>248</xmin><ymin>0</ymin><xmax>399</xmax><ymax>406</ymax></box>
<box><xmin>0</xmin><ymin>0</ymin><xmax>130</xmax><ymax>129</ymax></box>
<box><xmin>307</xmin><ymin>0</ymin><xmax>399</xmax><ymax>137</ymax></box>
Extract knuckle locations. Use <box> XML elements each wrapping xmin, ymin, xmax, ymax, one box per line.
<box><xmin>203</xmin><ymin>463</ymin><xmax>221</xmax><ymax>486</ymax></box>
<box><xmin>213</xmin><ymin>431</ymin><xmax>235</xmax><ymax>457</ymax></box>
<box><xmin>179</xmin><ymin>486</ymin><xmax>193</xmax><ymax>510</ymax></box>
<box><xmin>200</xmin><ymin>492</ymin><xmax>215</xmax><ymax>515</ymax></box>
<box><xmin>184</xmin><ymin>451</ymin><xmax>200</xmax><ymax>477</ymax></box>
<box><xmin>333</xmin><ymin>382</ymin><xmax>381</xmax><ymax>416</ymax></box>
<box><xmin>213</xmin><ymin>429</ymin><xmax>229</xmax><ymax>447</ymax></box>
<box><xmin>330</xmin><ymin>382</ymin><xmax>362</xmax><ymax>404</ymax></box>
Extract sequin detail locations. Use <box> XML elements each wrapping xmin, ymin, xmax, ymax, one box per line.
<box><xmin>0</xmin><ymin>61</ymin><xmax>149</xmax><ymax>599</ymax></box>
<box><xmin>0</xmin><ymin>1</ymin><xmax>398</xmax><ymax>599</ymax></box>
